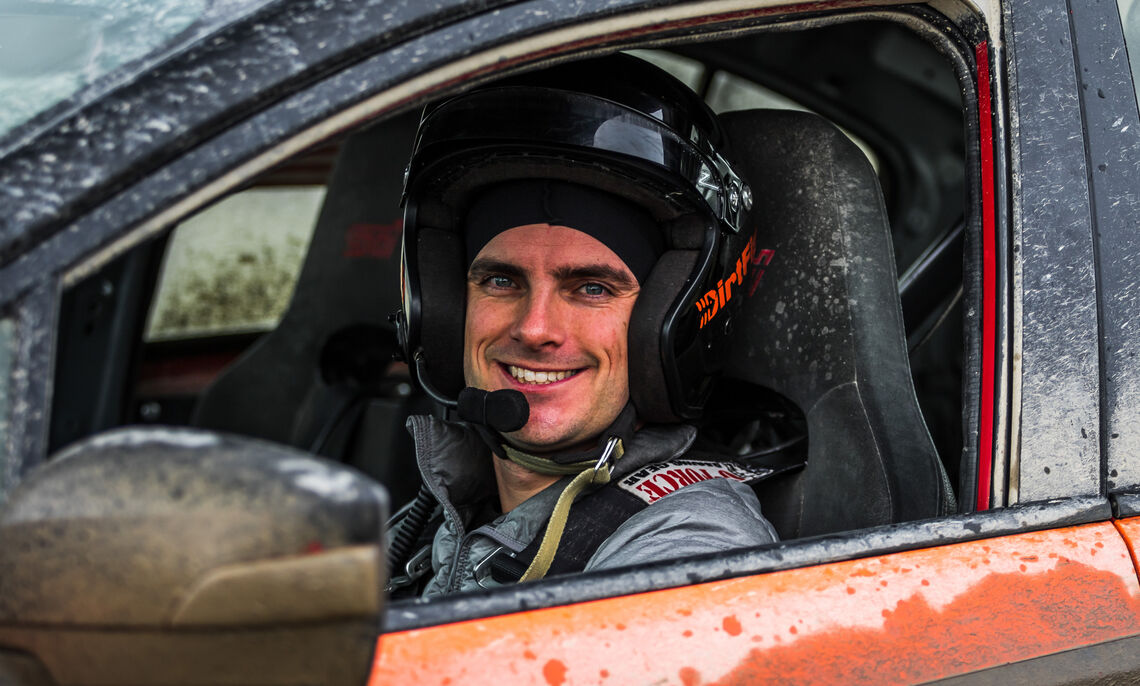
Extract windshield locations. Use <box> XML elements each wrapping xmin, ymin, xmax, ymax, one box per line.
<box><xmin>0</xmin><ymin>0</ymin><xmax>210</xmax><ymax>138</ymax></box>
<box><xmin>1122</xmin><ymin>0</ymin><xmax>1139</xmax><ymax>108</ymax></box>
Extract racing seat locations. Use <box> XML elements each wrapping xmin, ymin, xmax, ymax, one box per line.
<box><xmin>192</xmin><ymin>113</ymin><xmax>426</xmax><ymax>507</ymax></box>
<box><xmin>718</xmin><ymin>109</ymin><xmax>955</xmax><ymax>539</ymax></box>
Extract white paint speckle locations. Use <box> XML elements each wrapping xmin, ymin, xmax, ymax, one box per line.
<box><xmin>277</xmin><ymin>458</ymin><xmax>359</xmax><ymax>502</ymax></box>
<box><xmin>80</xmin><ymin>427</ymin><xmax>221</xmax><ymax>453</ymax></box>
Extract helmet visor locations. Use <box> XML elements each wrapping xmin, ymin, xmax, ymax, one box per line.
<box><xmin>407</xmin><ymin>87</ymin><xmax>750</xmax><ymax>233</ymax></box>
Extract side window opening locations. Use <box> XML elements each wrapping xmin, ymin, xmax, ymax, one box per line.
<box><xmin>46</xmin><ymin>17</ymin><xmax>972</xmax><ymax>563</ymax></box>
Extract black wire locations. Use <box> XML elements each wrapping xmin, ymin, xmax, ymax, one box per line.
<box><xmin>388</xmin><ymin>483</ymin><xmax>438</xmax><ymax>573</ymax></box>
<box><xmin>908</xmin><ymin>286</ymin><xmax>964</xmax><ymax>354</ymax></box>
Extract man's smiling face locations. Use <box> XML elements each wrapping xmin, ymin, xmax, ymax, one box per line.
<box><xmin>464</xmin><ymin>223</ymin><xmax>640</xmax><ymax>453</ymax></box>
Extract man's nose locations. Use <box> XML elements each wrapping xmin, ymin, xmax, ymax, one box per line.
<box><xmin>510</xmin><ymin>289</ymin><xmax>566</xmax><ymax>348</ymax></box>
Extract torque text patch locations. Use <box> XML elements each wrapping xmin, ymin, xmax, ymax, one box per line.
<box><xmin>616</xmin><ymin>458</ymin><xmax>774</xmax><ymax>504</ymax></box>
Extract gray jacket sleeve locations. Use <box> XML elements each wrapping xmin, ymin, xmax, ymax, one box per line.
<box><xmin>584</xmin><ymin>478</ymin><xmax>777</xmax><ymax>571</ymax></box>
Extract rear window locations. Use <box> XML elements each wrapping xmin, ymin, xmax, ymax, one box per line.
<box><xmin>145</xmin><ymin>187</ymin><xmax>324</xmax><ymax>341</ymax></box>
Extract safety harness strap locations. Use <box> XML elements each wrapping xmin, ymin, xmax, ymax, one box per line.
<box><xmin>491</xmin><ymin>475</ymin><xmax>647</xmax><ymax>584</ymax></box>
<box><xmin>491</xmin><ymin>452</ymin><xmax>805</xmax><ymax>584</ymax></box>
<box><xmin>517</xmin><ymin>437</ymin><xmax>624</xmax><ymax>581</ymax></box>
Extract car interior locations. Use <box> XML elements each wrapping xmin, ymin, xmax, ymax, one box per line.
<box><xmin>43</xmin><ymin>16</ymin><xmax>973</xmax><ymax>587</ymax></box>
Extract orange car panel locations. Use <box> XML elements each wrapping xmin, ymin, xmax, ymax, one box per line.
<box><xmin>1114</xmin><ymin>517</ymin><xmax>1140</xmax><ymax>585</ymax></box>
<box><xmin>371</xmin><ymin>522</ymin><xmax>1140</xmax><ymax>685</ymax></box>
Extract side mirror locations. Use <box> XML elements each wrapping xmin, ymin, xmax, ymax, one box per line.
<box><xmin>0</xmin><ymin>427</ymin><xmax>388</xmax><ymax>686</ymax></box>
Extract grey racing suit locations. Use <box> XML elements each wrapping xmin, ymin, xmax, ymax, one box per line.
<box><xmin>407</xmin><ymin>415</ymin><xmax>779</xmax><ymax>598</ymax></box>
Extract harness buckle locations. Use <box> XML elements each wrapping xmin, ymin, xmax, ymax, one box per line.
<box><xmin>386</xmin><ymin>543</ymin><xmax>433</xmax><ymax>592</ymax></box>
<box><xmin>593</xmin><ymin>436</ymin><xmax>621</xmax><ymax>474</ymax></box>
<box><xmin>474</xmin><ymin>546</ymin><xmax>507</xmax><ymax>589</ymax></box>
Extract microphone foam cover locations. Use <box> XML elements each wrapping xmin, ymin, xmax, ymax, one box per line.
<box><xmin>486</xmin><ymin>389</ymin><xmax>530</xmax><ymax>432</ymax></box>
<box><xmin>457</xmin><ymin>387</ymin><xmax>530</xmax><ymax>433</ymax></box>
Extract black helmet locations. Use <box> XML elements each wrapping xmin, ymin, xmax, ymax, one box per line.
<box><xmin>396</xmin><ymin>53</ymin><xmax>757</xmax><ymax>422</ymax></box>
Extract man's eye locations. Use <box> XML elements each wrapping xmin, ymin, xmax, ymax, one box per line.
<box><xmin>581</xmin><ymin>282</ymin><xmax>608</xmax><ymax>296</ymax></box>
<box><xmin>488</xmin><ymin>275</ymin><xmax>515</xmax><ymax>289</ymax></box>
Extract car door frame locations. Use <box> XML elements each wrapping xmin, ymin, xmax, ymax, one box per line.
<box><xmin>2</xmin><ymin>0</ymin><xmax>1136</xmax><ymax>671</ymax></box>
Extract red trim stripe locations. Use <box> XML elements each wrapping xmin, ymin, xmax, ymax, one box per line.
<box><xmin>975</xmin><ymin>41</ymin><xmax>996</xmax><ymax>511</ymax></box>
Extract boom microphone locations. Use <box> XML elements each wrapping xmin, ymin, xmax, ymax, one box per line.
<box><xmin>457</xmin><ymin>387</ymin><xmax>530</xmax><ymax>433</ymax></box>
<box><xmin>410</xmin><ymin>349</ymin><xmax>530</xmax><ymax>432</ymax></box>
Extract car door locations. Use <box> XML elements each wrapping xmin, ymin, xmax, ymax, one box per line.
<box><xmin>3</xmin><ymin>0</ymin><xmax>1140</xmax><ymax>684</ymax></box>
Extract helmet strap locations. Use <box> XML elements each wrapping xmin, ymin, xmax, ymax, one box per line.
<box><xmin>471</xmin><ymin>403</ymin><xmax>638</xmax><ymax>582</ymax></box>
<box><xmin>473</xmin><ymin>403</ymin><xmax>637</xmax><ymax>474</ymax></box>
<box><xmin>518</xmin><ymin>435</ymin><xmax>623</xmax><ymax>582</ymax></box>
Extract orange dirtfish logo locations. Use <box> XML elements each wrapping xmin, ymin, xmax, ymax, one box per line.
<box><xmin>695</xmin><ymin>235</ymin><xmax>774</xmax><ymax>329</ymax></box>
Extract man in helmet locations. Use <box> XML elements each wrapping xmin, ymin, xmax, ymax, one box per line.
<box><xmin>393</xmin><ymin>54</ymin><xmax>784</xmax><ymax>596</ymax></box>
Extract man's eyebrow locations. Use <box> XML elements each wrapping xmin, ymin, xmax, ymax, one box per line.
<box><xmin>467</xmin><ymin>258</ymin><xmax>525</xmax><ymax>279</ymax></box>
<box><xmin>554</xmin><ymin>264</ymin><xmax>638</xmax><ymax>290</ymax></box>
<box><xmin>468</xmin><ymin>258</ymin><xmax>638</xmax><ymax>290</ymax></box>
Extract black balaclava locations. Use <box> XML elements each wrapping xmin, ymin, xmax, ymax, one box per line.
<box><xmin>463</xmin><ymin>179</ymin><xmax>663</xmax><ymax>283</ymax></box>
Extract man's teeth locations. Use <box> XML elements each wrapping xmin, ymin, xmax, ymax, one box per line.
<box><xmin>508</xmin><ymin>365</ymin><xmax>577</xmax><ymax>385</ymax></box>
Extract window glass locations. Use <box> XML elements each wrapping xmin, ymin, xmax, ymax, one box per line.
<box><xmin>144</xmin><ymin>187</ymin><xmax>324</xmax><ymax>341</ymax></box>
<box><xmin>627</xmin><ymin>50</ymin><xmax>880</xmax><ymax>173</ymax></box>
<box><xmin>1121</xmin><ymin>0</ymin><xmax>1140</xmax><ymax>107</ymax></box>
<box><xmin>0</xmin><ymin>0</ymin><xmax>209</xmax><ymax>137</ymax></box>
<box><xmin>625</xmin><ymin>49</ymin><xmax>706</xmax><ymax>91</ymax></box>
<box><xmin>0</xmin><ymin>316</ymin><xmax>14</xmax><ymax>495</ymax></box>
<box><xmin>707</xmin><ymin>70</ymin><xmax>881</xmax><ymax>173</ymax></box>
